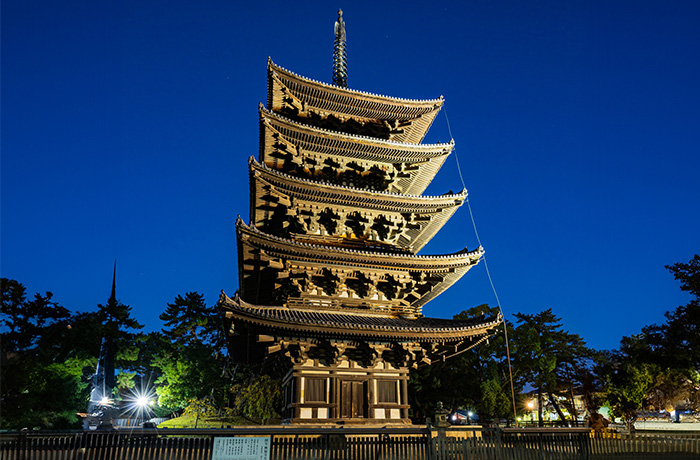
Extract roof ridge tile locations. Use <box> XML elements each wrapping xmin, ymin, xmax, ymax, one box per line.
<box><xmin>268</xmin><ymin>58</ymin><xmax>444</xmax><ymax>106</ymax></box>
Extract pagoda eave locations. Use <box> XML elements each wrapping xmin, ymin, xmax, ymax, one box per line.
<box><xmin>238</xmin><ymin>218</ymin><xmax>482</xmax><ymax>270</ymax></box>
<box><xmin>260</xmin><ymin>106</ymin><xmax>453</xmax><ymax>158</ymax></box>
<box><xmin>220</xmin><ymin>293</ymin><xmax>500</xmax><ymax>342</ymax></box>
<box><xmin>267</xmin><ymin>59</ymin><xmax>442</xmax><ymax>143</ymax></box>
<box><xmin>249</xmin><ymin>157</ymin><xmax>465</xmax><ymax>252</ymax></box>
<box><xmin>259</xmin><ymin>106</ymin><xmax>452</xmax><ymax>195</ymax></box>
<box><xmin>236</xmin><ymin>220</ymin><xmax>483</xmax><ymax>314</ymax></box>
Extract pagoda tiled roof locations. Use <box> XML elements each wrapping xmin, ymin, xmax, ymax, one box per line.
<box><xmin>236</xmin><ymin>219</ymin><xmax>482</xmax><ymax>311</ymax></box>
<box><xmin>249</xmin><ymin>157</ymin><xmax>465</xmax><ymax>251</ymax></box>
<box><xmin>250</xmin><ymin>156</ymin><xmax>465</xmax><ymax>204</ymax></box>
<box><xmin>267</xmin><ymin>59</ymin><xmax>443</xmax><ymax>143</ymax></box>
<box><xmin>260</xmin><ymin>106</ymin><xmax>451</xmax><ymax>195</ymax></box>
<box><xmin>238</xmin><ymin>217</ymin><xmax>482</xmax><ymax>267</ymax></box>
<box><xmin>260</xmin><ymin>106</ymin><xmax>452</xmax><ymax>159</ymax></box>
<box><xmin>220</xmin><ymin>293</ymin><xmax>501</xmax><ymax>342</ymax></box>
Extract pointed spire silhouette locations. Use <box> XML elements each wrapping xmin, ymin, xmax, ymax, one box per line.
<box><xmin>109</xmin><ymin>259</ymin><xmax>117</xmax><ymax>304</ymax></box>
<box><xmin>104</xmin><ymin>259</ymin><xmax>117</xmax><ymax>392</ymax></box>
<box><xmin>332</xmin><ymin>9</ymin><xmax>348</xmax><ymax>87</ymax></box>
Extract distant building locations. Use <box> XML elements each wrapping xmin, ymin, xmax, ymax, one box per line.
<box><xmin>521</xmin><ymin>391</ymin><xmax>588</xmax><ymax>424</ymax></box>
<box><xmin>219</xmin><ymin>10</ymin><xmax>501</xmax><ymax>425</ymax></box>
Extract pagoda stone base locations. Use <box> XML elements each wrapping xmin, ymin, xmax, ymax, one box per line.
<box><xmin>281</xmin><ymin>358</ymin><xmax>411</xmax><ymax>425</ymax></box>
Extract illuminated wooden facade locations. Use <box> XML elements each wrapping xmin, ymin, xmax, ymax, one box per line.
<box><xmin>220</xmin><ymin>12</ymin><xmax>501</xmax><ymax>425</ymax></box>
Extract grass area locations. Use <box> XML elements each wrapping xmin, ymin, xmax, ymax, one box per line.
<box><xmin>157</xmin><ymin>413</ymin><xmax>281</xmax><ymax>428</ymax></box>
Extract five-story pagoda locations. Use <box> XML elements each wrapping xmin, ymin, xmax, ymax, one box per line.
<box><xmin>219</xmin><ymin>11</ymin><xmax>501</xmax><ymax>425</ymax></box>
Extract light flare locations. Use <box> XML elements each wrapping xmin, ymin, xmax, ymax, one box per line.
<box><xmin>122</xmin><ymin>384</ymin><xmax>158</xmax><ymax>421</ymax></box>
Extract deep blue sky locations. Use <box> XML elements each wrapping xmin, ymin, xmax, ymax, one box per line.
<box><xmin>2</xmin><ymin>1</ymin><xmax>698</xmax><ymax>351</ymax></box>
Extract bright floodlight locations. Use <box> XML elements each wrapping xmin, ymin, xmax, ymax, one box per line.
<box><xmin>100</xmin><ymin>397</ymin><xmax>111</xmax><ymax>405</ymax></box>
<box><xmin>123</xmin><ymin>384</ymin><xmax>157</xmax><ymax>419</ymax></box>
<box><xmin>468</xmin><ymin>411</ymin><xmax>474</xmax><ymax>417</ymax></box>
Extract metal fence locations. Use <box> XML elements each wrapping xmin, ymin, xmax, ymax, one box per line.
<box><xmin>1</xmin><ymin>426</ymin><xmax>699</xmax><ymax>460</ymax></box>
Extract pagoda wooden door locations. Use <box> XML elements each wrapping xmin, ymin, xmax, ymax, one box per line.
<box><xmin>340</xmin><ymin>380</ymin><xmax>367</xmax><ymax>418</ymax></box>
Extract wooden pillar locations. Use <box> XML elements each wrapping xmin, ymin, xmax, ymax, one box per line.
<box><xmin>401</xmin><ymin>375</ymin><xmax>409</xmax><ymax>420</ymax></box>
<box><xmin>333</xmin><ymin>375</ymin><xmax>340</xmax><ymax>419</ymax></box>
<box><xmin>368</xmin><ymin>376</ymin><xmax>376</xmax><ymax>420</ymax></box>
<box><xmin>294</xmin><ymin>373</ymin><xmax>302</xmax><ymax>420</ymax></box>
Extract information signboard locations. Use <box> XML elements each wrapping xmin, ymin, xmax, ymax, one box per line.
<box><xmin>211</xmin><ymin>437</ymin><xmax>271</xmax><ymax>460</ymax></box>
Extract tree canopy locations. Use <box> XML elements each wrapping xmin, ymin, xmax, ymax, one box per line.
<box><xmin>409</xmin><ymin>304</ymin><xmax>520</xmax><ymax>422</ymax></box>
<box><xmin>1</xmin><ymin>279</ymin><xmax>89</xmax><ymax>429</ymax></box>
<box><xmin>152</xmin><ymin>292</ymin><xmax>230</xmax><ymax>411</ymax></box>
<box><xmin>600</xmin><ymin>254</ymin><xmax>700</xmax><ymax>429</ymax></box>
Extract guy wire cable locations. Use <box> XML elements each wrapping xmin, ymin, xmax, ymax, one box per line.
<box><xmin>443</xmin><ymin>106</ymin><xmax>519</xmax><ymax>425</ymax></box>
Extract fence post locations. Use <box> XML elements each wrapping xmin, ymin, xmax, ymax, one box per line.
<box><xmin>579</xmin><ymin>430</ymin><xmax>591</xmax><ymax>460</ymax></box>
<box><xmin>493</xmin><ymin>428</ymin><xmax>504</xmax><ymax>460</ymax></box>
<box><xmin>18</xmin><ymin>431</ymin><xmax>28</xmax><ymax>460</ymax></box>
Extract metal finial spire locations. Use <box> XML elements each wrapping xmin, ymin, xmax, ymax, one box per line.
<box><xmin>333</xmin><ymin>9</ymin><xmax>348</xmax><ymax>87</ymax></box>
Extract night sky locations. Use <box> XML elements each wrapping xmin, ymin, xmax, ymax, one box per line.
<box><xmin>3</xmin><ymin>1</ymin><xmax>698</xmax><ymax>352</ymax></box>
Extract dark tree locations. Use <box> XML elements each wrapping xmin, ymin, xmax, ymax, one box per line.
<box><xmin>1</xmin><ymin>279</ymin><xmax>89</xmax><ymax>429</ymax></box>
<box><xmin>153</xmin><ymin>292</ymin><xmax>229</xmax><ymax>412</ymax></box>
<box><xmin>512</xmin><ymin>309</ymin><xmax>592</xmax><ymax>425</ymax></box>
<box><xmin>601</xmin><ymin>255</ymin><xmax>700</xmax><ymax>429</ymax></box>
<box><xmin>601</xmin><ymin>352</ymin><xmax>655</xmax><ymax>432</ymax></box>
<box><xmin>159</xmin><ymin>292</ymin><xmax>223</xmax><ymax>347</ymax></box>
<box><xmin>1</xmin><ymin>278</ymin><xmax>71</xmax><ymax>353</ymax></box>
<box><xmin>641</xmin><ymin>254</ymin><xmax>700</xmax><ymax>370</ymax></box>
<box><xmin>667</xmin><ymin>254</ymin><xmax>700</xmax><ymax>298</ymax></box>
<box><xmin>409</xmin><ymin>305</ymin><xmax>520</xmax><ymax>423</ymax></box>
